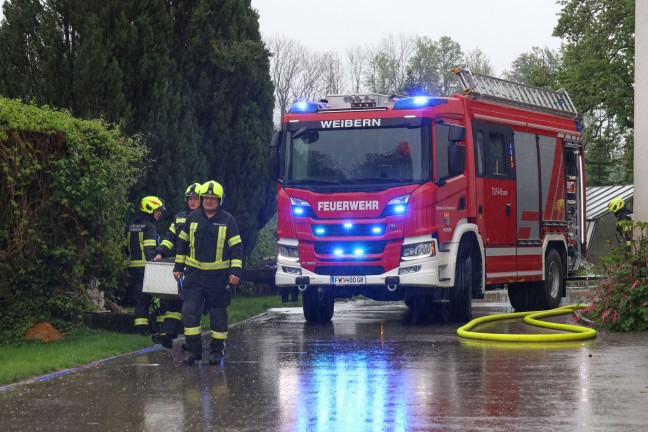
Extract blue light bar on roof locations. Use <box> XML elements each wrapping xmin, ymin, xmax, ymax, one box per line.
<box><xmin>290</xmin><ymin>100</ymin><xmax>329</xmax><ymax>113</ymax></box>
<box><xmin>393</xmin><ymin>96</ymin><xmax>447</xmax><ymax>110</ymax></box>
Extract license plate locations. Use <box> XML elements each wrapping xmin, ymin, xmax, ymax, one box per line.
<box><xmin>331</xmin><ymin>276</ymin><xmax>366</xmax><ymax>285</ymax></box>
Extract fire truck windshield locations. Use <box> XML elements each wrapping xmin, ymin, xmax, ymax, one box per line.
<box><xmin>285</xmin><ymin>125</ymin><xmax>431</xmax><ymax>190</ymax></box>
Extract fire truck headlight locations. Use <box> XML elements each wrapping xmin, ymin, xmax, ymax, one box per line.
<box><xmin>290</xmin><ymin>197</ymin><xmax>314</xmax><ymax>217</ymax></box>
<box><xmin>278</xmin><ymin>245</ymin><xmax>300</xmax><ymax>261</ymax></box>
<box><xmin>401</xmin><ymin>241</ymin><xmax>435</xmax><ymax>260</ymax></box>
<box><xmin>282</xmin><ymin>266</ymin><xmax>302</xmax><ymax>275</ymax></box>
<box><xmin>383</xmin><ymin>195</ymin><xmax>410</xmax><ymax>216</ymax></box>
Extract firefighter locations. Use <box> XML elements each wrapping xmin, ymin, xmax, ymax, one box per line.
<box><xmin>608</xmin><ymin>197</ymin><xmax>633</xmax><ymax>253</ymax></box>
<box><xmin>173</xmin><ymin>181</ymin><xmax>243</xmax><ymax>365</ymax></box>
<box><xmin>127</xmin><ymin>196</ymin><xmax>165</xmax><ymax>335</ymax></box>
<box><xmin>151</xmin><ymin>183</ymin><xmax>202</xmax><ymax>348</ymax></box>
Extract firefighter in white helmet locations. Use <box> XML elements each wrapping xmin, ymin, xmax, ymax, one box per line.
<box><xmin>173</xmin><ymin>181</ymin><xmax>243</xmax><ymax>365</ymax></box>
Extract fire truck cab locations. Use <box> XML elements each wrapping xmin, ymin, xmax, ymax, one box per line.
<box><xmin>269</xmin><ymin>69</ymin><xmax>586</xmax><ymax>323</ymax></box>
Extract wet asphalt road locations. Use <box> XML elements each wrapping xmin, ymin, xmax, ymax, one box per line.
<box><xmin>1</xmin><ymin>298</ymin><xmax>648</xmax><ymax>432</ymax></box>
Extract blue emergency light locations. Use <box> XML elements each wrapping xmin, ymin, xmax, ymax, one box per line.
<box><xmin>290</xmin><ymin>100</ymin><xmax>329</xmax><ymax>113</ymax></box>
<box><xmin>393</xmin><ymin>96</ymin><xmax>447</xmax><ymax>110</ymax></box>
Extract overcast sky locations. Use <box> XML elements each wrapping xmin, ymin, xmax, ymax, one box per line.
<box><xmin>251</xmin><ymin>0</ymin><xmax>564</xmax><ymax>75</ymax></box>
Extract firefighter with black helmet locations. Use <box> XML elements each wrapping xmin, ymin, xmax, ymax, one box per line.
<box><xmin>127</xmin><ymin>196</ymin><xmax>165</xmax><ymax>334</ymax></box>
<box><xmin>609</xmin><ymin>197</ymin><xmax>633</xmax><ymax>253</ymax></box>
<box><xmin>152</xmin><ymin>183</ymin><xmax>202</xmax><ymax>348</ymax></box>
<box><xmin>173</xmin><ymin>181</ymin><xmax>243</xmax><ymax>365</ymax></box>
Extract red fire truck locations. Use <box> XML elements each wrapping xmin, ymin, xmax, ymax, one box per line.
<box><xmin>269</xmin><ymin>69</ymin><xmax>586</xmax><ymax>322</ymax></box>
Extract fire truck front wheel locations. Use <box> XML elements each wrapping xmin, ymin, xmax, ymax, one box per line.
<box><xmin>302</xmin><ymin>287</ymin><xmax>335</xmax><ymax>323</ymax></box>
<box><xmin>450</xmin><ymin>237</ymin><xmax>480</xmax><ymax>322</ymax></box>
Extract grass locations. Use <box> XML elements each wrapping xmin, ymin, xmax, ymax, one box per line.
<box><xmin>0</xmin><ymin>294</ymin><xmax>301</xmax><ymax>386</ymax></box>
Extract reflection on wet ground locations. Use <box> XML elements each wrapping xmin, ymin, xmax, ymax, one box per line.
<box><xmin>1</xmin><ymin>299</ymin><xmax>648</xmax><ymax>431</ymax></box>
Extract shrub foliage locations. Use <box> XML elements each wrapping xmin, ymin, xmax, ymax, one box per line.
<box><xmin>0</xmin><ymin>98</ymin><xmax>146</xmax><ymax>343</ymax></box>
<box><xmin>581</xmin><ymin>221</ymin><xmax>648</xmax><ymax>331</ymax></box>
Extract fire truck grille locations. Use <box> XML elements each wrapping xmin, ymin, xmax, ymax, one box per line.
<box><xmin>314</xmin><ymin>241</ymin><xmax>386</xmax><ymax>255</ymax></box>
<box><xmin>314</xmin><ymin>266</ymin><xmax>385</xmax><ymax>276</ymax></box>
<box><xmin>312</xmin><ymin>224</ymin><xmax>385</xmax><ymax>237</ymax></box>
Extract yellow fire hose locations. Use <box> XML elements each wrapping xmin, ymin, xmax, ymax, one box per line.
<box><xmin>457</xmin><ymin>304</ymin><xmax>597</xmax><ymax>342</ymax></box>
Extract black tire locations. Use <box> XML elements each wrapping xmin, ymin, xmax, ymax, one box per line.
<box><xmin>536</xmin><ymin>249</ymin><xmax>564</xmax><ymax>310</ymax></box>
<box><xmin>450</xmin><ymin>237</ymin><xmax>480</xmax><ymax>322</ymax></box>
<box><xmin>507</xmin><ymin>249</ymin><xmax>564</xmax><ymax>311</ymax></box>
<box><xmin>302</xmin><ymin>287</ymin><xmax>334</xmax><ymax>323</ymax></box>
<box><xmin>405</xmin><ymin>295</ymin><xmax>443</xmax><ymax>323</ymax></box>
<box><xmin>507</xmin><ymin>282</ymin><xmax>536</xmax><ymax>311</ymax></box>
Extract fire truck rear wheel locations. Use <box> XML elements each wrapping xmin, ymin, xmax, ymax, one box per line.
<box><xmin>537</xmin><ymin>249</ymin><xmax>563</xmax><ymax>310</ymax></box>
<box><xmin>508</xmin><ymin>249</ymin><xmax>564</xmax><ymax>311</ymax></box>
<box><xmin>302</xmin><ymin>287</ymin><xmax>334</xmax><ymax>323</ymax></box>
<box><xmin>507</xmin><ymin>283</ymin><xmax>533</xmax><ymax>311</ymax></box>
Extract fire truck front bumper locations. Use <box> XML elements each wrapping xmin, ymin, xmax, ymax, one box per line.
<box><xmin>275</xmin><ymin>257</ymin><xmax>453</xmax><ymax>290</ymax></box>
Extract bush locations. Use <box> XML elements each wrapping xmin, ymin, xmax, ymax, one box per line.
<box><xmin>580</xmin><ymin>220</ymin><xmax>648</xmax><ymax>331</ymax></box>
<box><xmin>0</xmin><ymin>98</ymin><xmax>146</xmax><ymax>343</ymax></box>
<box><xmin>247</xmin><ymin>212</ymin><xmax>277</xmax><ymax>265</ymax></box>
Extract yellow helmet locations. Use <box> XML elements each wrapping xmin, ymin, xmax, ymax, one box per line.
<box><xmin>608</xmin><ymin>197</ymin><xmax>625</xmax><ymax>213</ymax></box>
<box><xmin>185</xmin><ymin>183</ymin><xmax>201</xmax><ymax>197</ymax></box>
<box><xmin>140</xmin><ymin>196</ymin><xmax>165</xmax><ymax>214</ymax></box>
<box><xmin>199</xmin><ymin>181</ymin><xmax>224</xmax><ymax>200</ymax></box>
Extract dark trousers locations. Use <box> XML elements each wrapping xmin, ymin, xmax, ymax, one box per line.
<box><xmin>181</xmin><ymin>269</ymin><xmax>231</xmax><ymax>355</ymax></box>
<box><xmin>160</xmin><ymin>297</ymin><xmax>183</xmax><ymax>337</ymax></box>
<box><xmin>129</xmin><ymin>268</ymin><xmax>151</xmax><ymax>330</ymax></box>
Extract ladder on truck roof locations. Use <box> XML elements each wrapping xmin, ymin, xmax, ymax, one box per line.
<box><xmin>452</xmin><ymin>67</ymin><xmax>579</xmax><ymax>119</ymax></box>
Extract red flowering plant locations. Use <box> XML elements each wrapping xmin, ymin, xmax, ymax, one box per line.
<box><xmin>579</xmin><ymin>221</ymin><xmax>648</xmax><ymax>332</ymax></box>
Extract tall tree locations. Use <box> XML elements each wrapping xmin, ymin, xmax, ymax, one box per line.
<box><xmin>464</xmin><ymin>48</ymin><xmax>494</xmax><ymax>76</ymax></box>
<box><xmin>365</xmin><ymin>34</ymin><xmax>415</xmax><ymax>95</ymax></box>
<box><xmin>0</xmin><ymin>0</ymin><xmax>48</xmax><ymax>101</ymax></box>
<box><xmin>502</xmin><ymin>46</ymin><xmax>562</xmax><ymax>88</ymax></box>
<box><xmin>554</xmin><ymin>0</ymin><xmax>634</xmax><ymax>184</ymax></box>
<box><xmin>267</xmin><ymin>36</ymin><xmax>326</xmax><ymax>123</ymax></box>
<box><xmin>403</xmin><ymin>35</ymin><xmax>464</xmax><ymax>96</ymax></box>
<box><xmin>179</xmin><ymin>0</ymin><xmax>275</xmax><ymax>255</ymax></box>
<box><xmin>0</xmin><ymin>0</ymin><xmax>276</xmax><ymax>257</ymax></box>
<box><xmin>320</xmin><ymin>51</ymin><xmax>346</xmax><ymax>96</ymax></box>
<box><xmin>347</xmin><ymin>45</ymin><xmax>367</xmax><ymax>93</ymax></box>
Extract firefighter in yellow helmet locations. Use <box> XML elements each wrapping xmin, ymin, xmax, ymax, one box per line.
<box><xmin>173</xmin><ymin>181</ymin><xmax>243</xmax><ymax>365</ymax></box>
<box><xmin>151</xmin><ymin>183</ymin><xmax>202</xmax><ymax>348</ymax></box>
<box><xmin>608</xmin><ymin>197</ymin><xmax>633</xmax><ymax>253</ymax></box>
<box><xmin>127</xmin><ymin>196</ymin><xmax>165</xmax><ymax>334</ymax></box>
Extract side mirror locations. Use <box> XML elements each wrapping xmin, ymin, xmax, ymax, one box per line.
<box><xmin>269</xmin><ymin>131</ymin><xmax>283</xmax><ymax>180</ymax></box>
<box><xmin>270</xmin><ymin>131</ymin><xmax>281</xmax><ymax>148</ymax></box>
<box><xmin>448</xmin><ymin>143</ymin><xmax>466</xmax><ymax>177</ymax></box>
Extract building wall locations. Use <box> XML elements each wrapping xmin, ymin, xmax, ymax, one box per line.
<box><xmin>635</xmin><ymin>1</ymin><xmax>648</xmax><ymax>223</ymax></box>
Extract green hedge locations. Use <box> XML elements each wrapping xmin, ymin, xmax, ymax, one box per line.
<box><xmin>0</xmin><ymin>98</ymin><xmax>146</xmax><ymax>343</ymax></box>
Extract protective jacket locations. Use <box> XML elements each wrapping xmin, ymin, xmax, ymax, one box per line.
<box><xmin>157</xmin><ymin>210</ymin><xmax>188</xmax><ymax>257</ymax></box>
<box><xmin>127</xmin><ymin>212</ymin><xmax>158</xmax><ymax>268</ymax></box>
<box><xmin>173</xmin><ymin>208</ymin><xmax>243</xmax><ymax>277</ymax></box>
<box><xmin>615</xmin><ymin>207</ymin><xmax>633</xmax><ymax>249</ymax></box>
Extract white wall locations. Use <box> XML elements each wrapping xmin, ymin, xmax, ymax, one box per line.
<box><xmin>635</xmin><ymin>1</ymin><xmax>648</xmax><ymax>222</ymax></box>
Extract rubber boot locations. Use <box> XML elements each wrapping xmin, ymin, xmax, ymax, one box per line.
<box><xmin>152</xmin><ymin>333</ymin><xmax>173</xmax><ymax>349</ymax></box>
<box><xmin>183</xmin><ymin>352</ymin><xmax>202</xmax><ymax>365</ymax></box>
<box><xmin>209</xmin><ymin>340</ymin><xmax>226</xmax><ymax>365</ymax></box>
<box><xmin>183</xmin><ymin>334</ymin><xmax>202</xmax><ymax>365</ymax></box>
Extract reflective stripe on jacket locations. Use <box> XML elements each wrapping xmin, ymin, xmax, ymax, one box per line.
<box><xmin>127</xmin><ymin>213</ymin><xmax>158</xmax><ymax>268</ymax></box>
<box><xmin>173</xmin><ymin>208</ymin><xmax>243</xmax><ymax>277</ymax></box>
<box><xmin>157</xmin><ymin>210</ymin><xmax>189</xmax><ymax>257</ymax></box>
